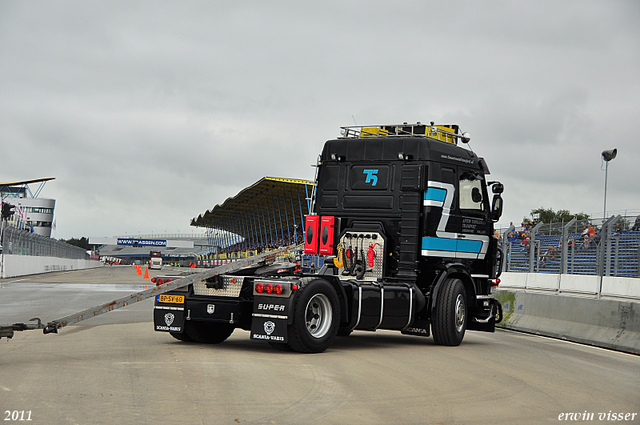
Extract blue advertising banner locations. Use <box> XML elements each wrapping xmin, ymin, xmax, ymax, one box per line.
<box><xmin>116</xmin><ymin>238</ymin><xmax>167</xmax><ymax>247</ymax></box>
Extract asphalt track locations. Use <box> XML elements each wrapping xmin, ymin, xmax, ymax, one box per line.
<box><xmin>1</xmin><ymin>267</ymin><xmax>638</xmax><ymax>425</ymax></box>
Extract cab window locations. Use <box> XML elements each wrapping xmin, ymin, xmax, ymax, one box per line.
<box><xmin>459</xmin><ymin>172</ymin><xmax>485</xmax><ymax>212</ymax></box>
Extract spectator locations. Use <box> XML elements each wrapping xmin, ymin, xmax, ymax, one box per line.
<box><xmin>614</xmin><ymin>222</ymin><xmax>623</xmax><ymax>234</ymax></box>
<box><xmin>539</xmin><ymin>244</ymin><xmax>558</xmax><ymax>267</ymax></box>
<box><xmin>581</xmin><ymin>225</ymin><xmax>589</xmax><ymax>238</ymax></box>
<box><xmin>581</xmin><ymin>224</ymin><xmax>598</xmax><ymax>249</ymax></box>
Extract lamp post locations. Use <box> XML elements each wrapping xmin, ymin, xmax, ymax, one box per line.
<box><xmin>601</xmin><ymin>149</ymin><xmax>617</xmax><ymax>221</ymax></box>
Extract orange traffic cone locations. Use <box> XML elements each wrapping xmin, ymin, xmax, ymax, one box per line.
<box><xmin>137</xmin><ymin>265</ymin><xmax>142</xmax><ymax>275</ymax></box>
<box><xmin>143</xmin><ymin>266</ymin><xmax>149</xmax><ymax>279</ymax></box>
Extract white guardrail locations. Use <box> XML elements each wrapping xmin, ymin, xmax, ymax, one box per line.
<box><xmin>499</xmin><ymin>272</ymin><xmax>640</xmax><ymax>300</ymax></box>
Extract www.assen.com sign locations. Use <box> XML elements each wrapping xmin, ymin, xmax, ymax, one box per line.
<box><xmin>116</xmin><ymin>238</ymin><xmax>167</xmax><ymax>247</ymax></box>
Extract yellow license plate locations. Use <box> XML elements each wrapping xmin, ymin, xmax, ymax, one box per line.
<box><xmin>158</xmin><ymin>295</ymin><xmax>185</xmax><ymax>304</ymax></box>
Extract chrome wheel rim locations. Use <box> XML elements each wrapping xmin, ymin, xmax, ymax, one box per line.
<box><xmin>455</xmin><ymin>293</ymin><xmax>466</xmax><ymax>333</ymax></box>
<box><xmin>305</xmin><ymin>293</ymin><xmax>332</xmax><ymax>339</ymax></box>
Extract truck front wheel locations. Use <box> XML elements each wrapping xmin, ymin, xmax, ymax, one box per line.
<box><xmin>287</xmin><ymin>279</ymin><xmax>340</xmax><ymax>353</ymax></box>
<box><xmin>431</xmin><ymin>278</ymin><xmax>467</xmax><ymax>346</ymax></box>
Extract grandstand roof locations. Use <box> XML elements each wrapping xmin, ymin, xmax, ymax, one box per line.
<box><xmin>0</xmin><ymin>177</ymin><xmax>55</xmax><ymax>200</ymax></box>
<box><xmin>190</xmin><ymin>177</ymin><xmax>314</xmax><ymax>241</ymax></box>
<box><xmin>0</xmin><ymin>177</ymin><xmax>55</xmax><ymax>186</ymax></box>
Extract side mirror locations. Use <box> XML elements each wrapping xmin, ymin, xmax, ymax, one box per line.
<box><xmin>491</xmin><ymin>182</ymin><xmax>504</xmax><ymax>194</ymax></box>
<box><xmin>491</xmin><ymin>195</ymin><xmax>503</xmax><ymax>221</ymax></box>
<box><xmin>471</xmin><ymin>187</ymin><xmax>483</xmax><ymax>203</ymax></box>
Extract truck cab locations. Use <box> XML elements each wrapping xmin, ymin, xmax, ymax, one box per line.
<box><xmin>302</xmin><ymin>123</ymin><xmax>504</xmax><ymax>343</ymax></box>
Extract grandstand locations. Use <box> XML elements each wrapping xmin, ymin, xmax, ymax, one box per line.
<box><xmin>189</xmin><ymin>176</ymin><xmax>316</xmax><ymax>269</ymax></box>
<box><xmin>190</xmin><ymin>177</ymin><xmax>314</xmax><ymax>252</ymax></box>
<box><xmin>96</xmin><ymin>177</ymin><xmax>316</xmax><ymax>267</ymax></box>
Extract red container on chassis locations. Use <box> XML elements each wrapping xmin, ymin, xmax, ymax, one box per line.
<box><xmin>319</xmin><ymin>216</ymin><xmax>335</xmax><ymax>255</ymax></box>
<box><xmin>304</xmin><ymin>215</ymin><xmax>320</xmax><ymax>255</ymax></box>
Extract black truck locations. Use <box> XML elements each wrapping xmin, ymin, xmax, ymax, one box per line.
<box><xmin>153</xmin><ymin>123</ymin><xmax>504</xmax><ymax>352</ymax></box>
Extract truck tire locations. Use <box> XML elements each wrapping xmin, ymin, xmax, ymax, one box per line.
<box><xmin>183</xmin><ymin>321</ymin><xmax>235</xmax><ymax>344</ymax></box>
<box><xmin>287</xmin><ymin>279</ymin><xmax>340</xmax><ymax>353</ymax></box>
<box><xmin>170</xmin><ymin>331</ymin><xmax>193</xmax><ymax>342</ymax></box>
<box><xmin>337</xmin><ymin>329</ymin><xmax>352</xmax><ymax>337</ymax></box>
<box><xmin>431</xmin><ymin>278</ymin><xmax>467</xmax><ymax>346</ymax></box>
<box><xmin>268</xmin><ymin>342</ymin><xmax>293</xmax><ymax>351</ymax></box>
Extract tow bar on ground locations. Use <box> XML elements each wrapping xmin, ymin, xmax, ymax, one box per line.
<box><xmin>0</xmin><ymin>244</ymin><xmax>301</xmax><ymax>340</ymax></box>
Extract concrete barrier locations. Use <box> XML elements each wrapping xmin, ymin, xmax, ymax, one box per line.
<box><xmin>559</xmin><ymin>274</ymin><xmax>600</xmax><ymax>295</ymax></box>
<box><xmin>1</xmin><ymin>254</ymin><xmax>102</xmax><ymax>278</ymax></box>
<box><xmin>503</xmin><ymin>272</ymin><xmax>527</xmax><ymax>288</ymax></box>
<box><xmin>602</xmin><ymin>276</ymin><xmax>640</xmax><ymax>299</ymax></box>
<box><xmin>496</xmin><ymin>289</ymin><xmax>640</xmax><ymax>355</ymax></box>
<box><xmin>500</xmin><ymin>272</ymin><xmax>639</xmax><ymax>299</ymax></box>
<box><xmin>525</xmin><ymin>273</ymin><xmax>559</xmax><ymax>291</ymax></box>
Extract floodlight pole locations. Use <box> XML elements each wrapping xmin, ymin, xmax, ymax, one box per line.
<box><xmin>0</xmin><ymin>218</ymin><xmax>5</xmax><ymax>278</ymax></box>
<box><xmin>601</xmin><ymin>148</ymin><xmax>617</xmax><ymax>223</ymax></box>
<box><xmin>603</xmin><ymin>159</ymin><xmax>609</xmax><ymax>221</ymax></box>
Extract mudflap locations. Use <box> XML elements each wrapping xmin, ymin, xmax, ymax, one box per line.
<box><xmin>250</xmin><ymin>294</ymin><xmax>293</xmax><ymax>343</ymax></box>
<box><xmin>401</xmin><ymin>318</ymin><xmax>430</xmax><ymax>337</ymax></box>
<box><xmin>250</xmin><ymin>317</ymin><xmax>288</xmax><ymax>343</ymax></box>
<box><xmin>154</xmin><ymin>307</ymin><xmax>185</xmax><ymax>333</ymax></box>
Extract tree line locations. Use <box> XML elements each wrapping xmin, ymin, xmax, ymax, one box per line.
<box><xmin>525</xmin><ymin>208</ymin><xmax>589</xmax><ymax>224</ymax></box>
<box><xmin>59</xmin><ymin>236</ymin><xmax>91</xmax><ymax>250</ymax></box>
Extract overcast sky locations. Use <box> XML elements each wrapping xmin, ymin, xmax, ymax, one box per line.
<box><xmin>1</xmin><ymin>1</ymin><xmax>638</xmax><ymax>240</ymax></box>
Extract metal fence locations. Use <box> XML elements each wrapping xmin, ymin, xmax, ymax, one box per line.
<box><xmin>500</xmin><ymin>215</ymin><xmax>640</xmax><ymax>278</ymax></box>
<box><xmin>1</xmin><ymin>222</ymin><xmax>89</xmax><ymax>260</ymax></box>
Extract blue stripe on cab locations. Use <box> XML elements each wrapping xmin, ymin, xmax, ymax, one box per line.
<box><xmin>422</xmin><ymin>237</ymin><xmax>483</xmax><ymax>254</ymax></box>
<box><xmin>457</xmin><ymin>239</ymin><xmax>483</xmax><ymax>254</ymax></box>
<box><xmin>424</xmin><ymin>188</ymin><xmax>446</xmax><ymax>203</ymax></box>
<box><xmin>422</xmin><ymin>236</ymin><xmax>457</xmax><ymax>252</ymax></box>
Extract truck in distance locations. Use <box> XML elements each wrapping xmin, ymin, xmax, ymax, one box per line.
<box><xmin>149</xmin><ymin>250</ymin><xmax>162</xmax><ymax>270</ymax></box>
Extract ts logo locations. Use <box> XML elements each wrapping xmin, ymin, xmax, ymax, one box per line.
<box><xmin>363</xmin><ymin>169</ymin><xmax>379</xmax><ymax>186</ymax></box>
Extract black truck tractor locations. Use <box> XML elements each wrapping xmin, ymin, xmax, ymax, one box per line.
<box><xmin>154</xmin><ymin>123</ymin><xmax>504</xmax><ymax>352</ymax></box>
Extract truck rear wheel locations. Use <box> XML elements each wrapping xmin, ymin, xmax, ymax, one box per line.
<box><xmin>432</xmin><ymin>278</ymin><xmax>467</xmax><ymax>346</ymax></box>
<box><xmin>183</xmin><ymin>321</ymin><xmax>235</xmax><ymax>344</ymax></box>
<box><xmin>268</xmin><ymin>342</ymin><xmax>293</xmax><ymax>351</ymax></box>
<box><xmin>170</xmin><ymin>331</ymin><xmax>193</xmax><ymax>342</ymax></box>
<box><xmin>287</xmin><ymin>279</ymin><xmax>340</xmax><ymax>353</ymax></box>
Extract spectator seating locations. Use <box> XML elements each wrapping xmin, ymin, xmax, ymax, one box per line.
<box><xmin>503</xmin><ymin>230</ymin><xmax>639</xmax><ymax>277</ymax></box>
